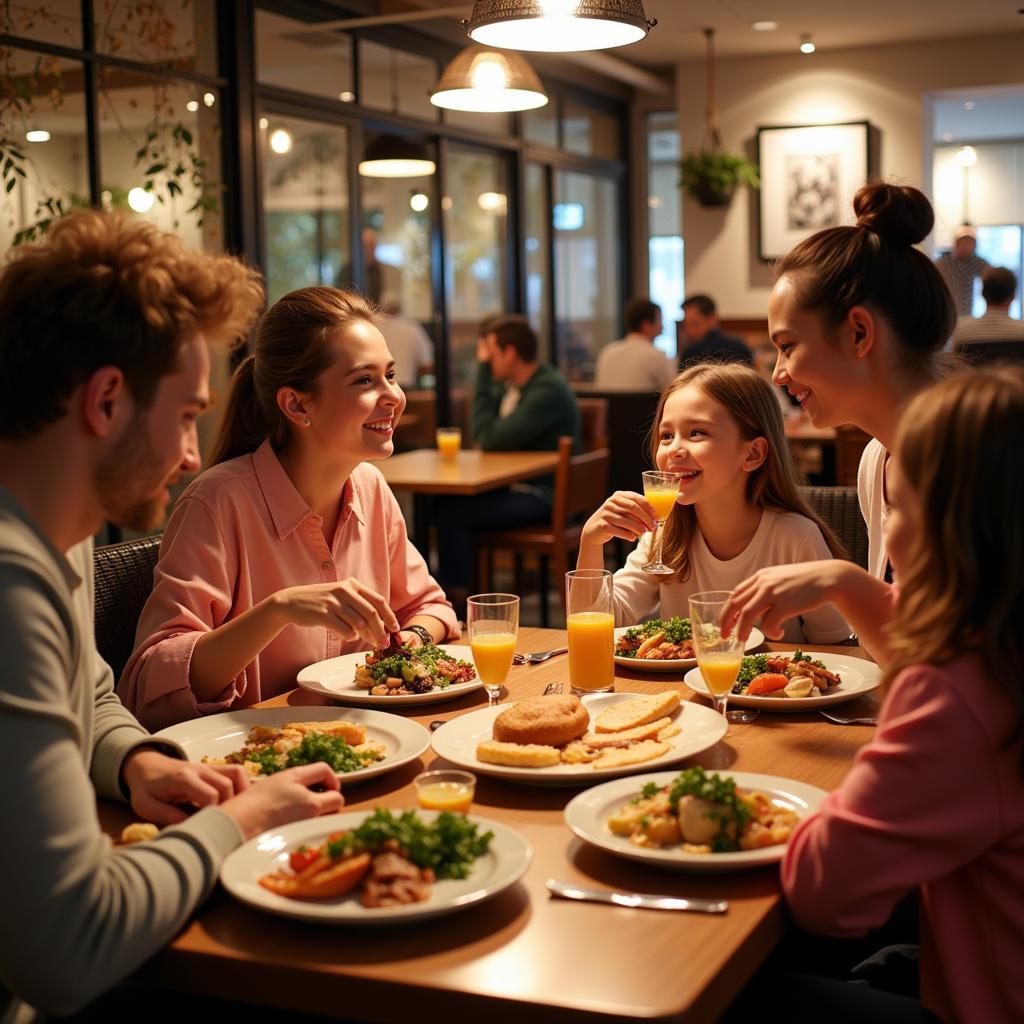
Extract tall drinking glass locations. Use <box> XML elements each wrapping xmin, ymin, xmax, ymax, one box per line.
<box><xmin>689</xmin><ymin>591</ymin><xmax>759</xmax><ymax>724</ymax></box>
<box><xmin>565</xmin><ymin>569</ymin><xmax>615</xmax><ymax>695</ymax></box>
<box><xmin>641</xmin><ymin>470</ymin><xmax>682</xmax><ymax>575</ymax></box>
<box><xmin>467</xmin><ymin>594</ymin><xmax>519</xmax><ymax>706</ymax></box>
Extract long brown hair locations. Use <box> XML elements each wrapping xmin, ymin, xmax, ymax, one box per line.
<box><xmin>778</xmin><ymin>181</ymin><xmax>956</xmax><ymax>376</ymax></box>
<box><xmin>652</xmin><ymin>363</ymin><xmax>845</xmax><ymax>580</ymax></box>
<box><xmin>884</xmin><ymin>366</ymin><xmax>1024</xmax><ymax>769</ymax></box>
<box><xmin>209</xmin><ymin>286</ymin><xmax>381</xmax><ymax>465</ymax></box>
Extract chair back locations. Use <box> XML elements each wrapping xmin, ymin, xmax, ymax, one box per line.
<box><xmin>550</xmin><ymin>436</ymin><xmax>610</xmax><ymax>531</ymax></box>
<box><xmin>799</xmin><ymin>486</ymin><xmax>868</xmax><ymax>571</ymax></box>
<box><xmin>834</xmin><ymin>426</ymin><xmax>872</xmax><ymax>488</ymax></box>
<box><xmin>577</xmin><ymin>397</ymin><xmax>609</xmax><ymax>451</ymax></box>
<box><xmin>955</xmin><ymin>340</ymin><xmax>1024</xmax><ymax>366</ymax></box>
<box><xmin>93</xmin><ymin>534</ymin><xmax>162</xmax><ymax>682</ymax></box>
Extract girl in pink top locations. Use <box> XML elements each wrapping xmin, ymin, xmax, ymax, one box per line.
<box><xmin>121</xmin><ymin>288</ymin><xmax>457</xmax><ymax>730</ymax></box>
<box><xmin>746</xmin><ymin>368</ymin><xmax>1024</xmax><ymax>1023</ymax></box>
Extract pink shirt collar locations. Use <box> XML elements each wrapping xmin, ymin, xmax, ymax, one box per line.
<box><xmin>252</xmin><ymin>439</ymin><xmax>365</xmax><ymax>541</ymax></box>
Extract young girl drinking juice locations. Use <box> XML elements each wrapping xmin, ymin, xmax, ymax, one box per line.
<box><xmin>774</xmin><ymin>367</ymin><xmax>1024</xmax><ymax>1023</ymax></box>
<box><xmin>575</xmin><ymin>363</ymin><xmax>850</xmax><ymax>643</ymax></box>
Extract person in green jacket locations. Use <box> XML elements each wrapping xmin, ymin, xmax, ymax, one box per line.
<box><xmin>436</xmin><ymin>315</ymin><xmax>580</xmax><ymax>610</ymax></box>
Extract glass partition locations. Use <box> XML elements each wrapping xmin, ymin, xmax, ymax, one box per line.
<box><xmin>256</xmin><ymin>9</ymin><xmax>354</xmax><ymax>103</ymax></box>
<box><xmin>553</xmin><ymin>170</ymin><xmax>621</xmax><ymax>381</ymax></box>
<box><xmin>525</xmin><ymin>162</ymin><xmax>551</xmax><ymax>359</ymax></box>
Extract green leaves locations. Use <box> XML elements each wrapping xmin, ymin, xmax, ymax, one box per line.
<box><xmin>679</xmin><ymin>150</ymin><xmax>760</xmax><ymax>203</ymax></box>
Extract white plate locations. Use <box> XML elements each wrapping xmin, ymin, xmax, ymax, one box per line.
<box><xmin>614</xmin><ymin>625</ymin><xmax>765</xmax><ymax>672</ymax></box>
<box><xmin>685</xmin><ymin>650</ymin><xmax>881</xmax><ymax>710</ymax></box>
<box><xmin>430</xmin><ymin>692</ymin><xmax>728</xmax><ymax>786</ymax></box>
<box><xmin>565</xmin><ymin>770</ymin><xmax>828</xmax><ymax>872</ymax></box>
<box><xmin>155</xmin><ymin>707</ymin><xmax>429</xmax><ymax>785</ymax></box>
<box><xmin>296</xmin><ymin>645</ymin><xmax>483</xmax><ymax>706</ymax></box>
<box><xmin>220</xmin><ymin>810</ymin><xmax>531</xmax><ymax>924</ymax></box>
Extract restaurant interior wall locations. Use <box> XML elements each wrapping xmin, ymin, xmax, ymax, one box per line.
<box><xmin>673</xmin><ymin>31</ymin><xmax>1024</xmax><ymax>319</ymax></box>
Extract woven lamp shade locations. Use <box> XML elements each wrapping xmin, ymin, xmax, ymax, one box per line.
<box><xmin>465</xmin><ymin>0</ymin><xmax>655</xmax><ymax>53</ymax></box>
<box><xmin>431</xmin><ymin>45</ymin><xmax>547</xmax><ymax>112</ymax></box>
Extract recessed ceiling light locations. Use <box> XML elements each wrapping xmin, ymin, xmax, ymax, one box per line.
<box><xmin>963</xmin><ymin>100</ymin><xmax>975</xmax><ymax>110</ymax></box>
<box><xmin>25</xmin><ymin>129</ymin><xmax>50</xmax><ymax>142</ymax></box>
<box><xmin>203</xmin><ymin>92</ymin><xmax>215</xmax><ymax>107</ymax></box>
<box><xmin>186</xmin><ymin>100</ymin><xmax>199</xmax><ymax>112</ymax></box>
<box><xmin>799</xmin><ymin>34</ymin><xmax>815</xmax><ymax>54</ymax></box>
<box><xmin>269</xmin><ymin>128</ymin><xmax>292</xmax><ymax>154</ymax></box>
<box><xmin>752</xmin><ymin>20</ymin><xmax>778</xmax><ymax>31</ymax></box>
<box><xmin>258</xmin><ymin>117</ymin><xmax>269</xmax><ymax>130</ymax></box>
<box><xmin>339</xmin><ymin>91</ymin><xmax>355</xmax><ymax>103</ymax></box>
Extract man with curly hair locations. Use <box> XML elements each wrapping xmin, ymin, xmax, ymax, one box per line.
<box><xmin>0</xmin><ymin>211</ymin><xmax>343</xmax><ymax>1020</ymax></box>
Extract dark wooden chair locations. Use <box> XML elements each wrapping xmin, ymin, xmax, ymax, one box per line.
<box><xmin>473</xmin><ymin>436</ymin><xmax>610</xmax><ymax>627</ymax></box>
<box><xmin>93</xmin><ymin>534</ymin><xmax>162</xmax><ymax>683</ymax></box>
<box><xmin>834</xmin><ymin>426</ymin><xmax>872</xmax><ymax>488</ymax></box>
<box><xmin>577</xmin><ymin>396</ymin><xmax>609</xmax><ymax>451</ymax></box>
<box><xmin>800</xmin><ymin>485</ymin><xmax>868</xmax><ymax>571</ymax></box>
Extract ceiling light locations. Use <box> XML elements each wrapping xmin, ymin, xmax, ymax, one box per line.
<box><xmin>25</xmin><ymin>129</ymin><xmax>50</xmax><ymax>142</ymax></box>
<box><xmin>963</xmin><ymin>100</ymin><xmax>975</xmax><ymax>111</ymax></box>
<box><xmin>186</xmin><ymin>100</ymin><xmax>199</xmax><ymax>112</ymax></box>
<box><xmin>258</xmin><ymin>117</ymin><xmax>269</xmax><ymax>130</ymax></box>
<box><xmin>339</xmin><ymin>91</ymin><xmax>355</xmax><ymax>103</ymax></box>
<box><xmin>477</xmin><ymin>191</ymin><xmax>507</xmax><ymax>213</ymax></box>
<box><xmin>751</xmin><ymin>20</ymin><xmax>778</xmax><ymax>31</ymax></box>
<box><xmin>799</xmin><ymin>34</ymin><xmax>815</xmax><ymax>54</ymax></box>
<box><xmin>464</xmin><ymin>0</ymin><xmax>656</xmax><ymax>53</ymax></box>
<box><xmin>431</xmin><ymin>45</ymin><xmax>547</xmax><ymax>112</ymax></box>
<box><xmin>203</xmin><ymin>92</ymin><xmax>215</xmax><ymax>107</ymax></box>
<box><xmin>358</xmin><ymin>134</ymin><xmax>435</xmax><ymax>178</ymax></box>
<box><xmin>127</xmin><ymin>187</ymin><xmax>155</xmax><ymax>213</ymax></box>
<box><xmin>409</xmin><ymin>192</ymin><xmax>429</xmax><ymax>212</ymax></box>
<box><xmin>269</xmin><ymin>128</ymin><xmax>292</xmax><ymax>154</ymax></box>
<box><xmin>956</xmin><ymin>145</ymin><xmax>978</xmax><ymax>167</ymax></box>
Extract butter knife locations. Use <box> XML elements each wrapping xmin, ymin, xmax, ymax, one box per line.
<box><xmin>546</xmin><ymin>879</ymin><xmax>728</xmax><ymax>914</ymax></box>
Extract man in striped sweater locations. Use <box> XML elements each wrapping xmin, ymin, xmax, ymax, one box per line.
<box><xmin>936</xmin><ymin>226</ymin><xmax>990</xmax><ymax>317</ymax></box>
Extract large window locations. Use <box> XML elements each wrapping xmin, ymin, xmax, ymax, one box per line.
<box><xmin>553</xmin><ymin>170</ymin><xmax>621</xmax><ymax>380</ymax></box>
<box><xmin>256</xmin><ymin>9</ymin><xmax>354</xmax><ymax>102</ymax></box>
<box><xmin>525</xmin><ymin>162</ymin><xmax>551</xmax><ymax>358</ymax></box>
<box><xmin>444</xmin><ymin>145</ymin><xmax>509</xmax><ymax>390</ymax></box>
<box><xmin>260</xmin><ymin>113</ymin><xmax>350</xmax><ymax>305</ymax></box>
<box><xmin>647</xmin><ymin>111</ymin><xmax>683</xmax><ymax>358</ymax></box>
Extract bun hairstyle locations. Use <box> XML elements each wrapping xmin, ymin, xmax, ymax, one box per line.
<box><xmin>209</xmin><ymin>286</ymin><xmax>381</xmax><ymax>465</ymax></box>
<box><xmin>777</xmin><ymin>182</ymin><xmax>956</xmax><ymax>369</ymax></box>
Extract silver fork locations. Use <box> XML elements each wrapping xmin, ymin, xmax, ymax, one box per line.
<box><xmin>512</xmin><ymin>647</ymin><xmax>569</xmax><ymax>665</ymax></box>
<box><xmin>820</xmin><ymin>708</ymin><xmax>878</xmax><ymax>726</ymax></box>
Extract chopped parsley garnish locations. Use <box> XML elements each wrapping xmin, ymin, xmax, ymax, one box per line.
<box><xmin>665</xmin><ymin>766</ymin><xmax>751</xmax><ymax>853</ymax></box>
<box><xmin>324</xmin><ymin>809</ymin><xmax>493</xmax><ymax>879</ymax></box>
<box><xmin>251</xmin><ymin>732</ymin><xmax>381</xmax><ymax>775</ymax></box>
<box><xmin>619</xmin><ymin>616</ymin><xmax>692</xmax><ymax>657</ymax></box>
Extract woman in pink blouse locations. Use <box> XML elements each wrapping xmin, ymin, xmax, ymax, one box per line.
<box><xmin>732</xmin><ymin>368</ymin><xmax>1024</xmax><ymax>1024</ymax></box>
<box><xmin>120</xmin><ymin>287</ymin><xmax>457</xmax><ymax>730</ymax></box>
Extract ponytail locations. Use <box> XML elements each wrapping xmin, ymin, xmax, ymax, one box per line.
<box><xmin>209</xmin><ymin>355</ymin><xmax>271</xmax><ymax>466</ymax></box>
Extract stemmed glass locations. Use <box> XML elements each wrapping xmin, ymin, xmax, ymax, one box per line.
<box><xmin>467</xmin><ymin>594</ymin><xmax>519</xmax><ymax>706</ymax></box>
<box><xmin>689</xmin><ymin>591</ymin><xmax>759</xmax><ymax>725</ymax></box>
<box><xmin>641</xmin><ymin>470</ymin><xmax>682</xmax><ymax>575</ymax></box>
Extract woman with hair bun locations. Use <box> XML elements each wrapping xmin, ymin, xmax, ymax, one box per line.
<box><xmin>121</xmin><ymin>286</ymin><xmax>457</xmax><ymax>731</ymax></box>
<box><xmin>722</xmin><ymin>182</ymin><xmax>957</xmax><ymax>659</ymax></box>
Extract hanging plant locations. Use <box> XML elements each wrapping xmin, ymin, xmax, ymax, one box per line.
<box><xmin>1</xmin><ymin>0</ymin><xmax>219</xmax><ymax>244</ymax></box>
<box><xmin>679</xmin><ymin>28</ymin><xmax>760</xmax><ymax>208</ymax></box>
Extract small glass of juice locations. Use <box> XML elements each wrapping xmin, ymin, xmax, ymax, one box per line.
<box><xmin>414</xmin><ymin>770</ymin><xmax>477</xmax><ymax>813</ymax></box>
<box><xmin>689</xmin><ymin>590</ymin><xmax>759</xmax><ymax>725</ymax></box>
<box><xmin>436</xmin><ymin>426</ymin><xmax>462</xmax><ymax>459</ymax></box>
<box><xmin>566</xmin><ymin>569</ymin><xmax>615</xmax><ymax>695</ymax></box>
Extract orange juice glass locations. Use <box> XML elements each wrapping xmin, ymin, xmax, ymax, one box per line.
<box><xmin>436</xmin><ymin>427</ymin><xmax>461</xmax><ymax>459</ymax></box>
<box><xmin>414</xmin><ymin>770</ymin><xmax>476</xmax><ymax>814</ymax></box>
<box><xmin>566</xmin><ymin>569</ymin><xmax>615</xmax><ymax>694</ymax></box>
<box><xmin>467</xmin><ymin>593</ymin><xmax>519</xmax><ymax>706</ymax></box>
<box><xmin>689</xmin><ymin>591</ymin><xmax>757</xmax><ymax>725</ymax></box>
<box><xmin>641</xmin><ymin>471</ymin><xmax>681</xmax><ymax>575</ymax></box>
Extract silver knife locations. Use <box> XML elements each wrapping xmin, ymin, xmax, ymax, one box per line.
<box><xmin>546</xmin><ymin>879</ymin><xmax>728</xmax><ymax>914</ymax></box>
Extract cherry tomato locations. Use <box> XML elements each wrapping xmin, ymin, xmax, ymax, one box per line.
<box><xmin>288</xmin><ymin>846</ymin><xmax>322</xmax><ymax>873</ymax></box>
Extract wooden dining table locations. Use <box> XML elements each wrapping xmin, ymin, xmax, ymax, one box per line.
<box><xmin>103</xmin><ymin>628</ymin><xmax>880</xmax><ymax>1024</ymax></box>
<box><xmin>378</xmin><ymin>448</ymin><xmax>561</xmax><ymax>556</ymax></box>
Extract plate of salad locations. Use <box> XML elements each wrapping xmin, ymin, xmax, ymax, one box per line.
<box><xmin>154</xmin><ymin>707</ymin><xmax>430</xmax><ymax>785</ymax></box>
<box><xmin>684</xmin><ymin>650</ymin><xmax>881</xmax><ymax>710</ymax></box>
<box><xmin>297</xmin><ymin>644</ymin><xmax>482</xmax><ymax>706</ymax></box>
<box><xmin>614</xmin><ymin>617</ymin><xmax>764</xmax><ymax>672</ymax></box>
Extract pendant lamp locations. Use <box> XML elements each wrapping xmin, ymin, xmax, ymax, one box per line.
<box><xmin>358</xmin><ymin>134</ymin><xmax>436</xmax><ymax>178</ymax></box>
<box><xmin>431</xmin><ymin>45</ymin><xmax>548</xmax><ymax>112</ymax></box>
<box><xmin>464</xmin><ymin>0</ymin><xmax>656</xmax><ymax>53</ymax></box>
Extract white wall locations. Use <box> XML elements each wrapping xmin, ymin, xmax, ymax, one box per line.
<box><xmin>674</xmin><ymin>32</ymin><xmax>1024</xmax><ymax>317</ymax></box>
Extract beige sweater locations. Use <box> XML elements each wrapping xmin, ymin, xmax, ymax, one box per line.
<box><xmin>0</xmin><ymin>489</ymin><xmax>242</xmax><ymax>1019</ymax></box>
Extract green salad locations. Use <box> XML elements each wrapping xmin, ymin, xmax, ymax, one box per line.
<box><xmin>615</xmin><ymin>616</ymin><xmax>694</xmax><ymax>659</ymax></box>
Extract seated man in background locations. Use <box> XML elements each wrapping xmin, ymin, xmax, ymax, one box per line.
<box><xmin>594</xmin><ymin>297</ymin><xmax>676</xmax><ymax>391</ymax></box>
<box><xmin>0</xmin><ymin>210</ymin><xmax>342</xmax><ymax>1021</ymax></box>
<box><xmin>678</xmin><ymin>293</ymin><xmax>753</xmax><ymax>368</ymax></box>
<box><xmin>435</xmin><ymin>315</ymin><xmax>580</xmax><ymax>611</ymax></box>
<box><xmin>952</xmin><ymin>266</ymin><xmax>1024</xmax><ymax>346</ymax></box>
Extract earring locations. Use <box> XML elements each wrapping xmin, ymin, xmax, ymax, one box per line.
<box><xmin>303</xmin><ymin>415</ymin><xmax>311</xmax><ymax>426</ymax></box>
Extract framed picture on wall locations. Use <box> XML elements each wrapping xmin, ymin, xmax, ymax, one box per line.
<box><xmin>756</xmin><ymin>121</ymin><xmax>879</xmax><ymax>261</ymax></box>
